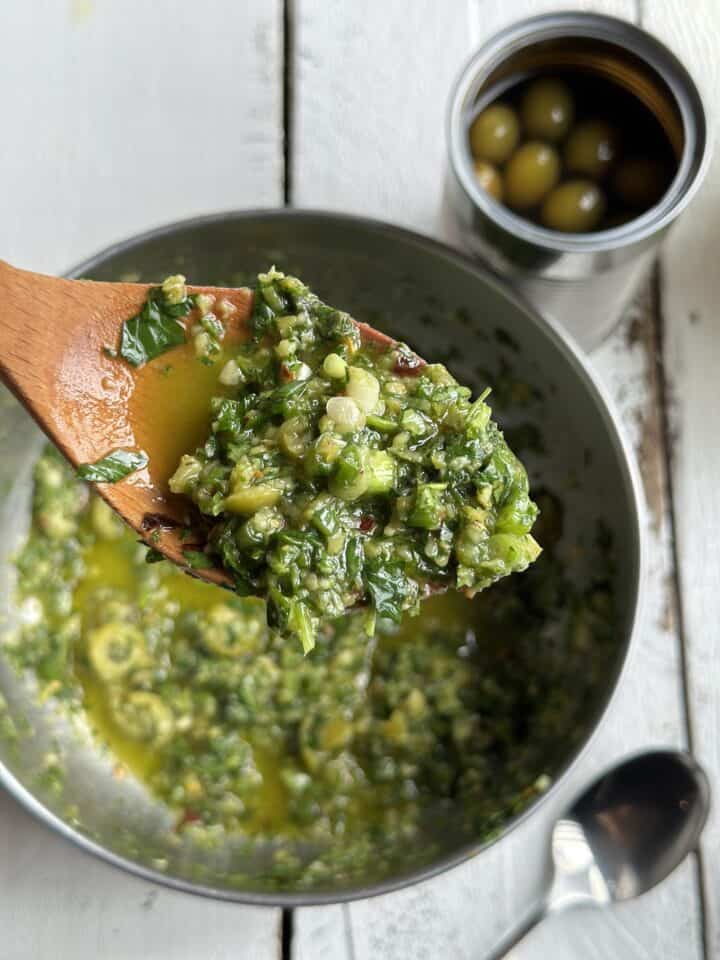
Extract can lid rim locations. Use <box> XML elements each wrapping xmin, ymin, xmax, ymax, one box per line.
<box><xmin>447</xmin><ymin>11</ymin><xmax>711</xmax><ymax>256</ymax></box>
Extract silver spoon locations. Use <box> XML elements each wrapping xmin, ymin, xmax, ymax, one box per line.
<box><xmin>489</xmin><ymin>749</ymin><xmax>710</xmax><ymax>959</ymax></box>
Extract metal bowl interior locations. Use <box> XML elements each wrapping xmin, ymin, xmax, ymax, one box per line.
<box><xmin>0</xmin><ymin>210</ymin><xmax>640</xmax><ymax>905</ymax></box>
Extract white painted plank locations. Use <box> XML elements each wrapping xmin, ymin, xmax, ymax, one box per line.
<box><xmin>0</xmin><ymin>0</ymin><xmax>284</xmax><ymax>275</ymax></box>
<box><xmin>0</xmin><ymin>2</ymin><xmax>283</xmax><ymax>957</ymax></box>
<box><xmin>642</xmin><ymin>2</ymin><xmax>720</xmax><ymax>956</ymax></box>
<box><xmin>292</xmin><ymin>0</ymin><xmax>472</xmax><ymax>236</ymax></box>
<box><xmin>292</xmin><ymin>1</ymin><xmax>702</xmax><ymax>958</ymax></box>
<box><xmin>294</xmin><ymin>904</ymin><xmax>352</xmax><ymax>960</ymax></box>
<box><xmin>0</xmin><ymin>788</ymin><xmax>279</xmax><ymax>960</ymax></box>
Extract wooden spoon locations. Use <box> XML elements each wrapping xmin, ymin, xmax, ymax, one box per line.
<box><xmin>0</xmin><ymin>259</ymin><xmax>398</xmax><ymax>587</ymax></box>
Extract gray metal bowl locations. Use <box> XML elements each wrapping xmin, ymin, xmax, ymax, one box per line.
<box><xmin>0</xmin><ymin>210</ymin><xmax>642</xmax><ymax>905</ymax></box>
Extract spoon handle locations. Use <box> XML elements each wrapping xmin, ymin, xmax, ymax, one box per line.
<box><xmin>484</xmin><ymin>901</ymin><xmax>547</xmax><ymax>960</ymax></box>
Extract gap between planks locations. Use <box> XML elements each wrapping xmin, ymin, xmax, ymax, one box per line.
<box><xmin>652</xmin><ymin>263</ymin><xmax>710</xmax><ymax>960</ymax></box>
<box><xmin>283</xmin><ymin>0</ymin><xmax>295</xmax><ymax>204</ymax></box>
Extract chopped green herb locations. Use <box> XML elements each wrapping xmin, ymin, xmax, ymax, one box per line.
<box><xmin>365</xmin><ymin>560</ymin><xmax>415</xmax><ymax>623</ymax></box>
<box><xmin>167</xmin><ymin>269</ymin><xmax>540</xmax><ymax>652</ymax></box>
<box><xmin>182</xmin><ymin>549</ymin><xmax>214</xmax><ymax>570</ymax></box>
<box><xmin>118</xmin><ymin>277</ymin><xmax>194</xmax><ymax>367</ymax></box>
<box><xmin>77</xmin><ymin>449</ymin><xmax>148</xmax><ymax>483</ymax></box>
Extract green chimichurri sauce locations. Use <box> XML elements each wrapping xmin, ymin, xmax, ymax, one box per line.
<box><xmin>166</xmin><ymin>270</ymin><xmax>541</xmax><ymax>652</ymax></box>
<box><xmin>9</xmin><ymin>447</ymin><xmax>616</xmax><ymax>887</ymax></box>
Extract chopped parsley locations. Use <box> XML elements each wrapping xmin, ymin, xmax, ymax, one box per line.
<box><xmin>118</xmin><ymin>275</ymin><xmax>195</xmax><ymax>367</ymax></box>
<box><xmin>77</xmin><ymin>448</ymin><xmax>148</xmax><ymax>483</ymax></box>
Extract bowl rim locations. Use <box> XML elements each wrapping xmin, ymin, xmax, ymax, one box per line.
<box><xmin>0</xmin><ymin>207</ymin><xmax>645</xmax><ymax>907</ymax></box>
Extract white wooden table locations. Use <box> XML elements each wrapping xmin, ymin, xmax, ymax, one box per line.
<box><xmin>2</xmin><ymin>1</ymin><xmax>718</xmax><ymax>958</ymax></box>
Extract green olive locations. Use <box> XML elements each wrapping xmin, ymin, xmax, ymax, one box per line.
<box><xmin>299</xmin><ymin>713</ymin><xmax>355</xmax><ymax>774</ymax></box>
<box><xmin>564</xmin><ymin>121</ymin><xmax>618</xmax><ymax>179</ymax></box>
<box><xmin>224</xmin><ymin>482</ymin><xmax>283</xmax><ymax>515</ymax></box>
<box><xmin>110</xmin><ymin>690</ymin><xmax>174</xmax><ymax>745</ymax></box>
<box><xmin>203</xmin><ymin>602</ymin><xmax>267</xmax><ymax>657</ymax></box>
<box><xmin>468</xmin><ymin>103</ymin><xmax>520</xmax><ymax>164</ymax></box>
<box><xmin>541</xmin><ymin>180</ymin><xmax>607</xmax><ymax>232</ymax></box>
<box><xmin>504</xmin><ymin>142</ymin><xmax>561</xmax><ymax>210</ymax></box>
<box><xmin>613</xmin><ymin>156</ymin><xmax>670</xmax><ymax>208</ymax></box>
<box><xmin>87</xmin><ymin>622</ymin><xmax>145</xmax><ymax>683</ymax></box>
<box><xmin>279</xmin><ymin>415</ymin><xmax>311</xmax><ymax>459</ymax></box>
<box><xmin>473</xmin><ymin>160</ymin><xmax>503</xmax><ymax>201</ymax></box>
<box><xmin>521</xmin><ymin>78</ymin><xmax>574</xmax><ymax>141</ymax></box>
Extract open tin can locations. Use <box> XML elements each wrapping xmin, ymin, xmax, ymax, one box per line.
<box><xmin>446</xmin><ymin>13</ymin><xmax>709</xmax><ymax>350</ymax></box>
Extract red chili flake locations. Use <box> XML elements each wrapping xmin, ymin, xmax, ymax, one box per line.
<box><xmin>425</xmin><ymin>581</ymin><xmax>444</xmax><ymax>596</ymax></box>
<box><xmin>393</xmin><ymin>350</ymin><xmax>425</xmax><ymax>376</ymax></box>
<box><xmin>359</xmin><ymin>515</ymin><xmax>377</xmax><ymax>534</ymax></box>
<box><xmin>176</xmin><ymin>809</ymin><xmax>202</xmax><ymax>831</ymax></box>
<box><xmin>141</xmin><ymin>512</ymin><xmax>181</xmax><ymax>532</ymax></box>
